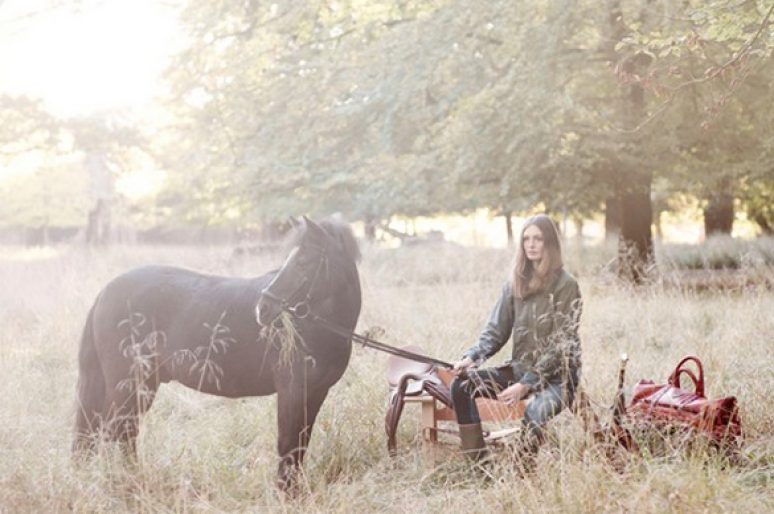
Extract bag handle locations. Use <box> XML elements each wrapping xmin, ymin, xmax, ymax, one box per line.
<box><xmin>668</xmin><ymin>355</ymin><xmax>705</xmax><ymax>397</ymax></box>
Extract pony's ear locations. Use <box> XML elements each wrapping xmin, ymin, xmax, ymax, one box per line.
<box><xmin>288</xmin><ymin>216</ymin><xmax>301</xmax><ymax>228</ymax></box>
<box><xmin>303</xmin><ymin>216</ymin><xmax>325</xmax><ymax>240</ymax></box>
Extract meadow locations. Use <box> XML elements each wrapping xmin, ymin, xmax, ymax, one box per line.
<box><xmin>0</xmin><ymin>239</ymin><xmax>772</xmax><ymax>513</ymax></box>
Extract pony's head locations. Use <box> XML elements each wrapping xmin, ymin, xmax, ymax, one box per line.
<box><xmin>255</xmin><ymin>216</ymin><xmax>360</xmax><ymax>327</ymax></box>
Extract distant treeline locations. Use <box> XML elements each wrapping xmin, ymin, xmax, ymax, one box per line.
<box><xmin>0</xmin><ymin>225</ymin><xmax>271</xmax><ymax>247</ymax></box>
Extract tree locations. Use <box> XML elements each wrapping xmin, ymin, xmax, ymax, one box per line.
<box><xmin>615</xmin><ymin>0</ymin><xmax>774</xmax><ymax>239</ymax></box>
<box><xmin>161</xmin><ymin>1</ymin><xmax>456</xmax><ymax>223</ymax></box>
<box><xmin>0</xmin><ymin>95</ymin><xmax>59</xmax><ymax>156</ymax></box>
<box><xmin>161</xmin><ymin>0</ymin><xmax>774</xmax><ymax>254</ymax></box>
<box><xmin>0</xmin><ymin>94</ymin><xmax>153</xmax><ymax>242</ymax></box>
<box><xmin>0</xmin><ymin>96</ymin><xmax>76</xmax><ymax>242</ymax></box>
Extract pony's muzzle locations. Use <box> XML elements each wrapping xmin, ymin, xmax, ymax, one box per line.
<box><xmin>255</xmin><ymin>296</ymin><xmax>282</xmax><ymax>327</ymax></box>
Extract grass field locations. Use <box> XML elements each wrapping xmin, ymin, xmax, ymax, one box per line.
<box><xmin>0</xmin><ymin>240</ymin><xmax>772</xmax><ymax>513</ymax></box>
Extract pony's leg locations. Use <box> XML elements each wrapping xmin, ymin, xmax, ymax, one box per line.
<box><xmin>73</xmin><ymin>371</ymin><xmax>106</xmax><ymax>455</ymax></box>
<box><xmin>102</xmin><ymin>378</ymin><xmax>158</xmax><ymax>458</ymax></box>
<box><xmin>73</xmin><ymin>305</ymin><xmax>106</xmax><ymax>456</ymax></box>
<box><xmin>275</xmin><ymin>374</ymin><xmax>330</xmax><ymax>493</ymax></box>
<box><xmin>73</xmin><ymin>404</ymin><xmax>103</xmax><ymax>456</ymax></box>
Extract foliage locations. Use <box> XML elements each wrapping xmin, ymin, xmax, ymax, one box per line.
<box><xmin>3</xmin><ymin>0</ymin><xmax>774</xmax><ymax>241</ymax></box>
<box><xmin>0</xmin><ymin>157</ymin><xmax>90</xmax><ymax>227</ymax></box>
<box><xmin>0</xmin><ymin>96</ymin><xmax>84</xmax><ymax>227</ymax></box>
<box><xmin>0</xmin><ymin>95</ymin><xmax>59</xmax><ymax>156</ymax></box>
<box><xmin>615</xmin><ymin>0</ymin><xmax>774</xmax><ymax>229</ymax></box>
<box><xmin>740</xmin><ymin>172</ymin><xmax>774</xmax><ymax>234</ymax></box>
<box><xmin>158</xmin><ymin>0</ymin><xmax>773</xmax><ymax>235</ymax></box>
<box><xmin>0</xmin><ymin>95</ymin><xmax>153</xmax><ymax>228</ymax></box>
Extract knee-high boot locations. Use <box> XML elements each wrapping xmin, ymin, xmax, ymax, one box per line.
<box><xmin>459</xmin><ymin>423</ymin><xmax>487</xmax><ymax>461</ymax></box>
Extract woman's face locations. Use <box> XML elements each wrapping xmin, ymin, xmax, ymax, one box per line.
<box><xmin>522</xmin><ymin>224</ymin><xmax>545</xmax><ymax>263</ymax></box>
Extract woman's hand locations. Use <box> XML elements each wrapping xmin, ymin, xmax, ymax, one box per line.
<box><xmin>451</xmin><ymin>356</ymin><xmax>475</xmax><ymax>376</ymax></box>
<box><xmin>497</xmin><ymin>383</ymin><xmax>530</xmax><ymax>405</ymax></box>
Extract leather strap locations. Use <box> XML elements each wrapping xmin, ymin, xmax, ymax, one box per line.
<box><xmin>668</xmin><ymin>355</ymin><xmax>705</xmax><ymax>397</ymax></box>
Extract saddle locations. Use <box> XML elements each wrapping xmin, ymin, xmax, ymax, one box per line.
<box><xmin>384</xmin><ymin>346</ymin><xmax>453</xmax><ymax>456</ymax></box>
<box><xmin>385</xmin><ymin>346</ymin><xmax>525</xmax><ymax>456</ymax></box>
<box><xmin>627</xmin><ymin>355</ymin><xmax>742</xmax><ymax>444</ymax></box>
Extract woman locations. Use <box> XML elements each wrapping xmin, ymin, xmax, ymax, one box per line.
<box><xmin>450</xmin><ymin>214</ymin><xmax>582</xmax><ymax>464</ymax></box>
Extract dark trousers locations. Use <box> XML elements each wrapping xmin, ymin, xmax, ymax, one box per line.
<box><xmin>451</xmin><ymin>365</ymin><xmax>572</xmax><ymax>440</ymax></box>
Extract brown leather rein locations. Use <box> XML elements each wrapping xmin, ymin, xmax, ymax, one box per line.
<box><xmin>283</xmin><ymin>302</ymin><xmax>454</xmax><ymax>369</ymax></box>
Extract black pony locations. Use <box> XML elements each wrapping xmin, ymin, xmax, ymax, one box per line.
<box><xmin>73</xmin><ymin>217</ymin><xmax>361</xmax><ymax>490</ymax></box>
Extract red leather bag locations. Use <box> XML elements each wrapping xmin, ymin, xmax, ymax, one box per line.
<box><xmin>628</xmin><ymin>355</ymin><xmax>742</xmax><ymax>444</ymax></box>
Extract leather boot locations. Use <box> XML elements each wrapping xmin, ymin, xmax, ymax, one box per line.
<box><xmin>459</xmin><ymin>423</ymin><xmax>487</xmax><ymax>461</ymax></box>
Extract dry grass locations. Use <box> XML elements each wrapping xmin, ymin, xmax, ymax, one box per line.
<box><xmin>0</xmin><ymin>242</ymin><xmax>772</xmax><ymax>513</ymax></box>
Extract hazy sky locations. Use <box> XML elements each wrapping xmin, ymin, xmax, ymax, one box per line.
<box><xmin>0</xmin><ymin>0</ymin><xmax>184</xmax><ymax>118</ymax></box>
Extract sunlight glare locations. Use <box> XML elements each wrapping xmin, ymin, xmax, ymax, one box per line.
<box><xmin>0</xmin><ymin>0</ymin><xmax>183</xmax><ymax>117</ymax></box>
<box><xmin>115</xmin><ymin>168</ymin><xmax>165</xmax><ymax>200</ymax></box>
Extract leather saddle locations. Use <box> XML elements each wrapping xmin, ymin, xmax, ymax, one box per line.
<box><xmin>385</xmin><ymin>346</ymin><xmax>526</xmax><ymax>456</ymax></box>
<box><xmin>384</xmin><ymin>345</ymin><xmax>453</xmax><ymax>456</ymax></box>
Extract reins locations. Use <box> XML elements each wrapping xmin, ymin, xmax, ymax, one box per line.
<box><xmin>292</xmin><ymin>306</ymin><xmax>454</xmax><ymax>369</ymax></box>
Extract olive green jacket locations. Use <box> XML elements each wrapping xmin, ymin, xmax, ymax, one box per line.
<box><xmin>463</xmin><ymin>269</ymin><xmax>582</xmax><ymax>392</ymax></box>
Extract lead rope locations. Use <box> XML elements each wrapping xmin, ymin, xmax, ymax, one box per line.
<box><xmin>320</xmin><ymin>314</ymin><xmax>495</xmax><ymax>399</ymax></box>
<box><xmin>282</xmin><ymin>303</ymin><xmax>454</xmax><ymax>369</ymax></box>
<box><xmin>312</xmin><ymin>313</ymin><xmax>454</xmax><ymax>369</ymax></box>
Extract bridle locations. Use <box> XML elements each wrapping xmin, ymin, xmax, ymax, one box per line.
<box><xmin>260</xmin><ymin>242</ymin><xmax>329</xmax><ymax>321</ymax></box>
<box><xmin>259</xmin><ymin>241</ymin><xmax>453</xmax><ymax>369</ymax></box>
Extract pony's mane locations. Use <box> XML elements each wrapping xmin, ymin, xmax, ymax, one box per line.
<box><xmin>287</xmin><ymin>218</ymin><xmax>361</xmax><ymax>263</ymax></box>
<box><xmin>319</xmin><ymin>219</ymin><xmax>361</xmax><ymax>263</ymax></box>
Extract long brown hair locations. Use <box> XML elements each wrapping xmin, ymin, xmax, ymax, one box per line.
<box><xmin>512</xmin><ymin>214</ymin><xmax>563</xmax><ymax>299</ymax></box>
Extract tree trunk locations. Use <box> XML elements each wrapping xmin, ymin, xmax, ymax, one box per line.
<box><xmin>504</xmin><ymin>210</ymin><xmax>513</xmax><ymax>246</ymax></box>
<box><xmin>703</xmin><ymin>192</ymin><xmax>734</xmax><ymax>237</ymax></box>
<box><xmin>86</xmin><ymin>199</ymin><xmax>111</xmax><ymax>246</ymax></box>
<box><xmin>364</xmin><ymin>216</ymin><xmax>377</xmax><ymax>241</ymax></box>
<box><xmin>605</xmin><ymin>196</ymin><xmax>621</xmax><ymax>241</ymax></box>
<box><xmin>607</xmin><ymin>0</ymin><xmax>656</xmax><ymax>283</ymax></box>
<box><xmin>617</xmin><ymin>172</ymin><xmax>654</xmax><ymax>283</ymax></box>
<box><xmin>573</xmin><ymin>217</ymin><xmax>584</xmax><ymax>242</ymax></box>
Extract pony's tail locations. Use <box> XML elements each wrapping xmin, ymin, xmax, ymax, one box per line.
<box><xmin>73</xmin><ymin>300</ymin><xmax>105</xmax><ymax>455</ymax></box>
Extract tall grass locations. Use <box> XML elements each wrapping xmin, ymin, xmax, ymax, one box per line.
<box><xmin>0</xmin><ymin>241</ymin><xmax>772</xmax><ymax>512</ymax></box>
